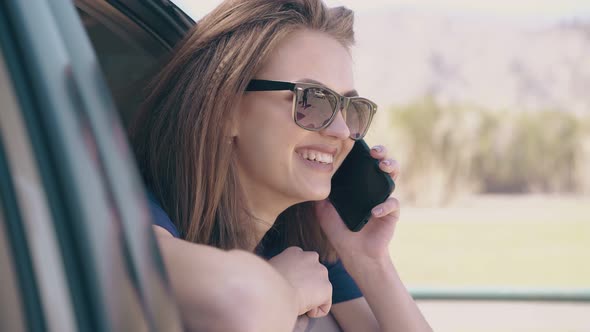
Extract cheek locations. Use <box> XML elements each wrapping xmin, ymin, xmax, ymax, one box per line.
<box><xmin>239</xmin><ymin>94</ymin><xmax>295</xmax><ymax>135</ymax></box>
<box><xmin>236</xmin><ymin>96</ymin><xmax>311</xmax><ymax>180</ymax></box>
<box><xmin>236</xmin><ymin>109</ymin><xmax>299</xmax><ymax>170</ymax></box>
<box><xmin>239</xmin><ymin>98</ymin><xmax>301</xmax><ymax>148</ymax></box>
<box><xmin>344</xmin><ymin>140</ymin><xmax>354</xmax><ymax>152</ymax></box>
<box><xmin>338</xmin><ymin>140</ymin><xmax>354</xmax><ymax>166</ymax></box>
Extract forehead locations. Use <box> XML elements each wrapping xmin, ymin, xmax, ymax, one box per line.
<box><xmin>256</xmin><ymin>29</ymin><xmax>354</xmax><ymax>94</ymax></box>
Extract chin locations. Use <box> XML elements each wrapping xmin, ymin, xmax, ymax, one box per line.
<box><xmin>289</xmin><ymin>176</ymin><xmax>332</xmax><ymax>202</ymax></box>
<box><xmin>301</xmin><ymin>185</ymin><xmax>331</xmax><ymax>202</ymax></box>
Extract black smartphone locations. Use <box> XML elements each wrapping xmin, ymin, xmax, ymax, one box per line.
<box><xmin>329</xmin><ymin>139</ymin><xmax>395</xmax><ymax>232</ymax></box>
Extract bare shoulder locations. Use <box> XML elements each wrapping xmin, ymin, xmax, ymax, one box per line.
<box><xmin>152</xmin><ymin>225</ymin><xmax>174</xmax><ymax>238</ymax></box>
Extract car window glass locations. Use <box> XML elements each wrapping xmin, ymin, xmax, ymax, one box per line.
<box><xmin>0</xmin><ymin>44</ymin><xmax>77</xmax><ymax>332</ymax></box>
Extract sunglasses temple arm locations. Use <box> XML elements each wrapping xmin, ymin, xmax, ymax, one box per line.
<box><xmin>245</xmin><ymin>80</ymin><xmax>295</xmax><ymax>91</ymax></box>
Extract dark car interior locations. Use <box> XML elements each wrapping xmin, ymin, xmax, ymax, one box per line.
<box><xmin>75</xmin><ymin>0</ymin><xmax>193</xmax><ymax>128</ymax></box>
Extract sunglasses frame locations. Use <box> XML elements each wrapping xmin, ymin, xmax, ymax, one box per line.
<box><xmin>245</xmin><ymin>79</ymin><xmax>377</xmax><ymax>140</ymax></box>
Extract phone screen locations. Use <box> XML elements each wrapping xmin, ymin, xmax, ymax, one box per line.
<box><xmin>329</xmin><ymin>140</ymin><xmax>395</xmax><ymax>231</ymax></box>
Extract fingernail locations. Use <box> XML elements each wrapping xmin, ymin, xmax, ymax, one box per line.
<box><xmin>381</xmin><ymin>159</ymin><xmax>391</xmax><ymax>166</ymax></box>
<box><xmin>372</xmin><ymin>207</ymin><xmax>383</xmax><ymax>216</ymax></box>
<box><xmin>371</xmin><ymin>145</ymin><xmax>383</xmax><ymax>152</ymax></box>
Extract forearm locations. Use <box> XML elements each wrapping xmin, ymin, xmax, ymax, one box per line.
<box><xmin>293</xmin><ymin>314</ymin><xmax>342</xmax><ymax>332</ymax></box>
<box><xmin>342</xmin><ymin>256</ymin><xmax>432</xmax><ymax>332</ymax></box>
<box><xmin>156</xmin><ymin>233</ymin><xmax>298</xmax><ymax>331</ymax></box>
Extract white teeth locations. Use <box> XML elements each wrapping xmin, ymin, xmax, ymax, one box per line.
<box><xmin>297</xmin><ymin>149</ymin><xmax>334</xmax><ymax>164</ymax></box>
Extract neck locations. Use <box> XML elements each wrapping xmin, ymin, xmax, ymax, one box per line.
<box><xmin>237</xmin><ymin>172</ymin><xmax>297</xmax><ymax>249</ymax></box>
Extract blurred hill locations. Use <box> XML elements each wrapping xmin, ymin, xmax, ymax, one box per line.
<box><xmin>352</xmin><ymin>9</ymin><xmax>590</xmax><ymax>114</ymax></box>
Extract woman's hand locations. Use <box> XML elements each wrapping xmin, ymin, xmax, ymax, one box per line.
<box><xmin>268</xmin><ymin>247</ymin><xmax>333</xmax><ymax>318</ymax></box>
<box><xmin>315</xmin><ymin>147</ymin><xmax>433</xmax><ymax>331</ymax></box>
<box><xmin>316</xmin><ymin>145</ymin><xmax>401</xmax><ymax>263</ymax></box>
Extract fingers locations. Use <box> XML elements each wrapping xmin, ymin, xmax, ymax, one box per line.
<box><xmin>307</xmin><ymin>308</ymin><xmax>319</xmax><ymax>318</ymax></box>
<box><xmin>371</xmin><ymin>197</ymin><xmax>400</xmax><ymax>219</ymax></box>
<box><xmin>370</xmin><ymin>145</ymin><xmax>387</xmax><ymax>159</ymax></box>
<box><xmin>308</xmin><ymin>302</ymin><xmax>332</xmax><ymax>318</ymax></box>
<box><xmin>305</xmin><ymin>261</ymin><xmax>331</xmax><ymax>318</ymax></box>
<box><xmin>275</xmin><ymin>246</ymin><xmax>332</xmax><ymax>318</ymax></box>
<box><xmin>379</xmin><ymin>159</ymin><xmax>400</xmax><ymax>181</ymax></box>
<box><xmin>284</xmin><ymin>246</ymin><xmax>304</xmax><ymax>254</ymax></box>
<box><xmin>371</xmin><ymin>145</ymin><xmax>400</xmax><ymax>180</ymax></box>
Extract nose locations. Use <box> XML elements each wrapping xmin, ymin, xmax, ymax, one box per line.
<box><xmin>320</xmin><ymin>110</ymin><xmax>350</xmax><ymax>140</ymax></box>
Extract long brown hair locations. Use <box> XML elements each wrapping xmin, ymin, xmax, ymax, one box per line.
<box><xmin>131</xmin><ymin>0</ymin><xmax>354</xmax><ymax>259</ymax></box>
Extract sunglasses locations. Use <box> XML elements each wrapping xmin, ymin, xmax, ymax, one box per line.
<box><xmin>245</xmin><ymin>79</ymin><xmax>377</xmax><ymax>140</ymax></box>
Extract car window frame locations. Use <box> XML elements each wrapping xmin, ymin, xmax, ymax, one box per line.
<box><xmin>1</xmin><ymin>0</ymin><xmax>173</xmax><ymax>330</ymax></box>
<box><xmin>53</xmin><ymin>1</ymin><xmax>183</xmax><ymax>329</ymax></box>
<box><xmin>0</xmin><ymin>118</ymin><xmax>44</xmax><ymax>332</ymax></box>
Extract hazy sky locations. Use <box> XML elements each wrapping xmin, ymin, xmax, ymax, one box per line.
<box><xmin>174</xmin><ymin>0</ymin><xmax>590</xmax><ymax>22</ymax></box>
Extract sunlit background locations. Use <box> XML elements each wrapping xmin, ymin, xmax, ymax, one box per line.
<box><xmin>176</xmin><ymin>1</ymin><xmax>590</xmax><ymax>331</ymax></box>
<box><xmin>177</xmin><ymin>0</ymin><xmax>590</xmax><ymax>20</ymax></box>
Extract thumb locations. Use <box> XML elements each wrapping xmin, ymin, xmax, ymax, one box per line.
<box><xmin>306</xmin><ymin>307</ymin><xmax>320</xmax><ymax>318</ymax></box>
<box><xmin>306</xmin><ymin>304</ymin><xmax>330</xmax><ymax>318</ymax></box>
<box><xmin>315</xmin><ymin>200</ymin><xmax>348</xmax><ymax>235</ymax></box>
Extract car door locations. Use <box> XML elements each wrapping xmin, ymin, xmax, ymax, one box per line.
<box><xmin>0</xmin><ymin>0</ymin><xmax>182</xmax><ymax>330</ymax></box>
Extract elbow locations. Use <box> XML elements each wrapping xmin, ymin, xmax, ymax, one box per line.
<box><xmin>214</xmin><ymin>287</ymin><xmax>277</xmax><ymax>332</ymax></box>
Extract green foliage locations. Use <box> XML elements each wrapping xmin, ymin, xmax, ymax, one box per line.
<box><xmin>386</xmin><ymin>99</ymin><xmax>590</xmax><ymax>204</ymax></box>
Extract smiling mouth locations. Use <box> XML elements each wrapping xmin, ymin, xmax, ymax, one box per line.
<box><xmin>296</xmin><ymin>149</ymin><xmax>334</xmax><ymax>165</ymax></box>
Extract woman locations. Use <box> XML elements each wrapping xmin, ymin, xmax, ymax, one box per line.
<box><xmin>131</xmin><ymin>0</ymin><xmax>431</xmax><ymax>331</ymax></box>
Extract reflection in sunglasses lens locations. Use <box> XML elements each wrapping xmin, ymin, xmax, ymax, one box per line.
<box><xmin>295</xmin><ymin>87</ymin><xmax>373</xmax><ymax>140</ymax></box>
<box><xmin>346</xmin><ymin>100</ymin><xmax>372</xmax><ymax>139</ymax></box>
<box><xmin>296</xmin><ymin>88</ymin><xmax>337</xmax><ymax>129</ymax></box>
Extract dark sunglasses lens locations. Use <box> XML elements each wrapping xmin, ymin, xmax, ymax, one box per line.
<box><xmin>295</xmin><ymin>88</ymin><xmax>337</xmax><ymax>129</ymax></box>
<box><xmin>346</xmin><ymin>100</ymin><xmax>373</xmax><ymax>139</ymax></box>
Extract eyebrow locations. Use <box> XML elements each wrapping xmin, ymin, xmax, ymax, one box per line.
<box><xmin>298</xmin><ymin>78</ymin><xmax>359</xmax><ymax>97</ymax></box>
